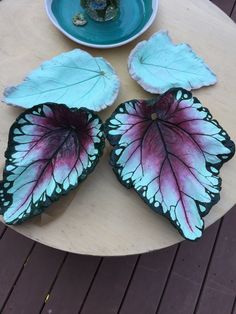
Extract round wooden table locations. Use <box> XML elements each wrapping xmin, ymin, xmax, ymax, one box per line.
<box><xmin>0</xmin><ymin>0</ymin><xmax>235</xmax><ymax>256</ymax></box>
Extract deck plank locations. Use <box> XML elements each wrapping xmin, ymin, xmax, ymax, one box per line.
<box><xmin>41</xmin><ymin>254</ymin><xmax>101</xmax><ymax>314</ymax></box>
<box><xmin>1</xmin><ymin>243</ymin><xmax>66</xmax><ymax>314</ymax></box>
<box><xmin>80</xmin><ymin>255</ymin><xmax>138</xmax><ymax>314</ymax></box>
<box><xmin>233</xmin><ymin>302</ymin><xmax>236</xmax><ymax>314</ymax></box>
<box><xmin>119</xmin><ymin>245</ymin><xmax>178</xmax><ymax>314</ymax></box>
<box><xmin>233</xmin><ymin>299</ymin><xmax>236</xmax><ymax>314</ymax></box>
<box><xmin>0</xmin><ymin>228</ymin><xmax>34</xmax><ymax>311</ymax></box>
<box><xmin>211</xmin><ymin>0</ymin><xmax>236</xmax><ymax>15</ymax></box>
<box><xmin>0</xmin><ymin>222</ymin><xmax>6</xmax><ymax>238</ymax></box>
<box><xmin>157</xmin><ymin>223</ymin><xmax>220</xmax><ymax>314</ymax></box>
<box><xmin>231</xmin><ymin>4</ymin><xmax>236</xmax><ymax>21</ymax></box>
<box><xmin>194</xmin><ymin>206</ymin><xmax>236</xmax><ymax>314</ymax></box>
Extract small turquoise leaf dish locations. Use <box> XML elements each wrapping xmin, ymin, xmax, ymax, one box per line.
<box><xmin>0</xmin><ymin>103</ymin><xmax>105</xmax><ymax>224</ymax></box>
<box><xmin>128</xmin><ymin>31</ymin><xmax>217</xmax><ymax>94</ymax></box>
<box><xmin>45</xmin><ymin>0</ymin><xmax>159</xmax><ymax>48</ymax></box>
<box><xmin>3</xmin><ymin>49</ymin><xmax>120</xmax><ymax>112</ymax></box>
<box><xmin>105</xmin><ymin>88</ymin><xmax>235</xmax><ymax>240</ymax></box>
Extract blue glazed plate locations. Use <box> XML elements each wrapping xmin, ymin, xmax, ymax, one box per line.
<box><xmin>45</xmin><ymin>0</ymin><xmax>159</xmax><ymax>49</ymax></box>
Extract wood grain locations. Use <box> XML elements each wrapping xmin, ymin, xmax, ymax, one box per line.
<box><xmin>157</xmin><ymin>223</ymin><xmax>220</xmax><ymax>314</ymax></box>
<box><xmin>0</xmin><ymin>222</ymin><xmax>6</xmax><ymax>238</ymax></box>
<box><xmin>1</xmin><ymin>244</ymin><xmax>66</xmax><ymax>314</ymax></box>
<box><xmin>195</xmin><ymin>206</ymin><xmax>236</xmax><ymax>314</ymax></box>
<box><xmin>211</xmin><ymin>0</ymin><xmax>235</xmax><ymax>15</ymax></box>
<box><xmin>80</xmin><ymin>256</ymin><xmax>138</xmax><ymax>314</ymax></box>
<box><xmin>119</xmin><ymin>246</ymin><xmax>178</xmax><ymax>314</ymax></box>
<box><xmin>41</xmin><ymin>254</ymin><xmax>101</xmax><ymax>314</ymax></box>
<box><xmin>0</xmin><ymin>2</ymin><xmax>235</xmax><ymax>314</ymax></box>
<box><xmin>231</xmin><ymin>4</ymin><xmax>236</xmax><ymax>21</ymax></box>
<box><xmin>0</xmin><ymin>229</ymin><xmax>34</xmax><ymax>311</ymax></box>
<box><xmin>0</xmin><ymin>0</ymin><xmax>235</xmax><ymax>256</ymax></box>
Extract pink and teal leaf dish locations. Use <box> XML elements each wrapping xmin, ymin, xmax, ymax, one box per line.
<box><xmin>128</xmin><ymin>31</ymin><xmax>217</xmax><ymax>94</ymax></box>
<box><xmin>105</xmin><ymin>88</ymin><xmax>235</xmax><ymax>240</ymax></box>
<box><xmin>3</xmin><ymin>49</ymin><xmax>120</xmax><ymax>112</ymax></box>
<box><xmin>0</xmin><ymin>103</ymin><xmax>105</xmax><ymax>224</ymax></box>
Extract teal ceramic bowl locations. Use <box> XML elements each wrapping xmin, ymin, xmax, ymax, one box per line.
<box><xmin>45</xmin><ymin>0</ymin><xmax>159</xmax><ymax>49</ymax></box>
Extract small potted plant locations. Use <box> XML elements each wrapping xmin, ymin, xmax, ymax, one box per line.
<box><xmin>81</xmin><ymin>0</ymin><xmax>120</xmax><ymax>22</ymax></box>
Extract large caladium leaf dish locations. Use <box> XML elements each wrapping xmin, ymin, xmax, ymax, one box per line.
<box><xmin>128</xmin><ymin>31</ymin><xmax>217</xmax><ymax>94</ymax></box>
<box><xmin>3</xmin><ymin>49</ymin><xmax>120</xmax><ymax>112</ymax></box>
<box><xmin>105</xmin><ymin>88</ymin><xmax>235</xmax><ymax>240</ymax></box>
<box><xmin>0</xmin><ymin>103</ymin><xmax>105</xmax><ymax>224</ymax></box>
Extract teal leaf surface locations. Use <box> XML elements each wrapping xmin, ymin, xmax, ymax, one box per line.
<box><xmin>0</xmin><ymin>103</ymin><xmax>105</xmax><ymax>224</ymax></box>
<box><xmin>105</xmin><ymin>88</ymin><xmax>235</xmax><ymax>240</ymax></box>
<box><xmin>128</xmin><ymin>31</ymin><xmax>217</xmax><ymax>94</ymax></box>
<box><xmin>3</xmin><ymin>49</ymin><xmax>120</xmax><ymax>111</ymax></box>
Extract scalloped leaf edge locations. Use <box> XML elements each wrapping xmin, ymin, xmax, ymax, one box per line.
<box><xmin>128</xmin><ymin>30</ymin><xmax>217</xmax><ymax>94</ymax></box>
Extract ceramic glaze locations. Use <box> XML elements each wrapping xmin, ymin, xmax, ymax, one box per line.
<box><xmin>105</xmin><ymin>89</ymin><xmax>235</xmax><ymax>240</ymax></box>
<box><xmin>0</xmin><ymin>104</ymin><xmax>105</xmax><ymax>224</ymax></box>
<box><xmin>81</xmin><ymin>0</ymin><xmax>120</xmax><ymax>22</ymax></box>
<box><xmin>4</xmin><ymin>49</ymin><xmax>120</xmax><ymax>112</ymax></box>
<box><xmin>128</xmin><ymin>31</ymin><xmax>217</xmax><ymax>94</ymax></box>
<box><xmin>45</xmin><ymin>0</ymin><xmax>159</xmax><ymax>48</ymax></box>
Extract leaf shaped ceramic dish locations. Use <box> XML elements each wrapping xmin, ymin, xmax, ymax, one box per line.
<box><xmin>105</xmin><ymin>88</ymin><xmax>235</xmax><ymax>240</ymax></box>
<box><xmin>128</xmin><ymin>31</ymin><xmax>217</xmax><ymax>94</ymax></box>
<box><xmin>3</xmin><ymin>49</ymin><xmax>120</xmax><ymax>112</ymax></box>
<box><xmin>0</xmin><ymin>103</ymin><xmax>105</xmax><ymax>224</ymax></box>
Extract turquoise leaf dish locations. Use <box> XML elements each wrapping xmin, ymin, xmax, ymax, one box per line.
<box><xmin>128</xmin><ymin>30</ymin><xmax>217</xmax><ymax>94</ymax></box>
<box><xmin>3</xmin><ymin>49</ymin><xmax>120</xmax><ymax>112</ymax></box>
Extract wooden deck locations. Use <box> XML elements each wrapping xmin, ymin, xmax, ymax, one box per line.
<box><xmin>0</xmin><ymin>1</ymin><xmax>235</xmax><ymax>313</ymax></box>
